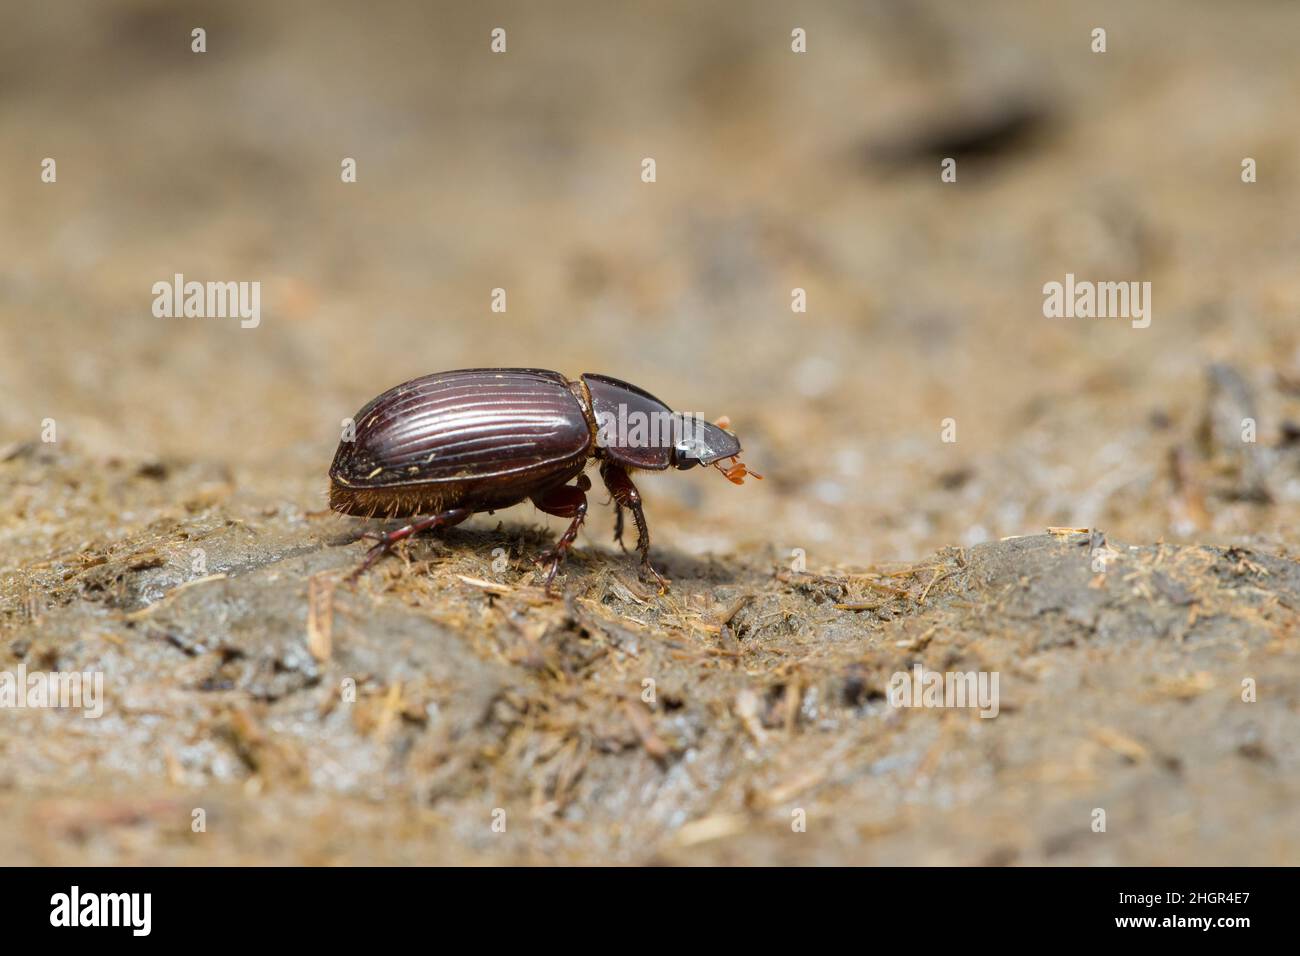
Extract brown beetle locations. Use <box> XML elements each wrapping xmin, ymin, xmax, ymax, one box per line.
<box><xmin>330</xmin><ymin>369</ymin><xmax>759</xmax><ymax>589</ymax></box>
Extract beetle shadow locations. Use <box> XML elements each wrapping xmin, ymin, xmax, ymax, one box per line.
<box><xmin>327</xmin><ymin>518</ymin><xmax>750</xmax><ymax>586</ymax></box>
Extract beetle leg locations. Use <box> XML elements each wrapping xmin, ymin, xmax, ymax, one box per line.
<box><xmin>531</xmin><ymin>476</ymin><xmax>590</xmax><ymax>592</ymax></box>
<box><xmin>348</xmin><ymin>507</ymin><xmax>472</xmax><ymax>581</ymax></box>
<box><xmin>612</xmin><ymin>503</ymin><xmax>628</xmax><ymax>552</ymax></box>
<box><xmin>599</xmin><ymin>463</ymin><xmax>669</xmax><ymax>592</ymax></box>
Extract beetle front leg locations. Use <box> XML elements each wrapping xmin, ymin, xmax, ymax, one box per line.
<box><xmin>348</xmin><ymin>507</ymin><xmax>472</xmax><ymax>582</ymax></box>
<box><xmin>599</xmin><ymin>463</ymin><xmax>669</xmax><ymax>592</ymax></box>
<box><xmin>531</xmin><ymin>475</ymin><xmax>591</xmax><ymax>592</ymax></box>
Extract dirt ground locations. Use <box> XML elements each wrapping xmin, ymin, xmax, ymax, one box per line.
<box><xmin>2</xmin><ymin>1</ymin><xmax>1299</xmax><ymax>865</ymax></box>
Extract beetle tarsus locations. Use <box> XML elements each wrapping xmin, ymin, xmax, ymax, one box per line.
<box><xmin>346</xmin><ymin>507</ymin><xmax>472</xmax><ymax>582</ymax></box>
<box><xmin>349</xmin><ymin>539</ymin><xmax>392</xmax><ymax>582</ymax></box>
<box><xmin>534</xmin><ymin>545</ymin><xmax>572</xmax><ymax>595</ymax></box>
<box><xmin>641</xmin><ymin>555</ymin><xmax>670</xmax><ymax>593</ymax></box>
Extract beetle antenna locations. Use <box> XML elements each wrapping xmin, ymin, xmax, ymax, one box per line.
<box><xmin>713</xmin><ymin>456</ymin><xmax>763</xmax><ymax>484</ymax></box>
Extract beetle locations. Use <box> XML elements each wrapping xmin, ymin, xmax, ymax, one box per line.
<box><xmin>329</xmin><ymin>368</ymin><xmax>760</xmax><ymax>589</ymax></box>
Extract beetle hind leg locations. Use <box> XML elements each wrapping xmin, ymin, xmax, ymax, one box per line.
<box><xmin>531</xmin><ymin>475</ymin><xmax>591</xmax><ymax>592</ymax></box>
<box><xmin>347</xmin><ymin>506</ymin><xmax>472</xmax><ymax>582</ymax></box>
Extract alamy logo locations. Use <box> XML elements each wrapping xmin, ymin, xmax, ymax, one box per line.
<box><xmin>0</xmin><ymin>664</ymin><xmax>103</xmax><ymax>718</ymax></box>
<box><xmin>50</xmin><ymin>886</ymin><xmax>151</xmax><ymax>936</ymax></box>
<box><xmin>1043</xmin><ymin>273</ymin><xmax>1151</xmax><ymax>329</ymax></box>
<box><xmin>887</xmin><ymin>664</ymin><xmax>1000</xmax><ymax>718</ymax></box>
<box><xmin>595</xmin><ymin>405</ymin><xmax>706</xmax><ymax>450</ymax></box>
<box><xmin>152</xmin><ymin>273</ymin><xmax>261</xmax><ymax>328</ymax></box>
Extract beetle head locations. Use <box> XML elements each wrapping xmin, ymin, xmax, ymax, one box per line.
<box><xmin>671</xmin><ymin>415</ymin><xmax>763</xmax><ymax>483</ymax></box>
<box><xmin>670</xmin><ymin>415</ymin><xmax>741</xmax><ymax>469</ymax></box>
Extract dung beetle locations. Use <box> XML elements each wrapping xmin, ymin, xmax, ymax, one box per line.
<box><xmin>329</xmin><ymin>368</ymin><xmax>760</xmax><ymax>589</ymax></box>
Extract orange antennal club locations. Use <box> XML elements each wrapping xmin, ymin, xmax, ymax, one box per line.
<box><xmin>713</xmin><ymin>456</ymin><xmax>763</xmax><ymax>485</ymax></box>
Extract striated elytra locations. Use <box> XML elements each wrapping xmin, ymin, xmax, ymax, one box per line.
<box><xmin>330</xmin><ymin>368</ymin><xmax>760</xmax><ymax>590</ymax></box>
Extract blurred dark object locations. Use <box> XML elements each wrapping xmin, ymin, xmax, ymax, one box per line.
<box><xmin>865</xmin><ymin>97</ymin><xmax>1053</xmax><ymax>168</ymax></box>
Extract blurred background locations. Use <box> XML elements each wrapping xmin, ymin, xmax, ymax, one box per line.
<box><xmin>4</xmin><ymin>0</ymin><xmax>1300</xmax><ymax>566</ymax></box>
